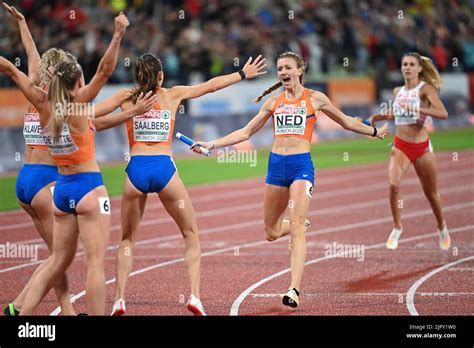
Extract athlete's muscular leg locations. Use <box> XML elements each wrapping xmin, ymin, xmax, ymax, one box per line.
<box><xmin>114</xmin><ymin>176</ymin><xmax>147</xmax><ymax>301</ymax></box>
<box><xmin>264</xmin><ymin>184</ymin><xmax>290</xmax><ymax>241</ymax></box>
<box><xmin>388</xmin><ymin>147</ymin><xmax>411</xmax><ymax>229</ymax></box>
<box><xmin>159</xmin><ymin>172</ymin><xmax>201</xmax><ymax>298</ymax></box>
<box><xmin>414</xmin><ymin>152</ymin><xmax>445</xmax><ymax>230</ymax></box>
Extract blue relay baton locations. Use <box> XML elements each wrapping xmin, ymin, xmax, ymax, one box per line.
<box><xmin>176</xmin><ymin>132</ymin><xmax>210</xmax><ymax>157</ymax></box>
<box><xmin>354</xmin><ymin>116</ymin><xmax>371</xmax><ymax>126</ymax></box>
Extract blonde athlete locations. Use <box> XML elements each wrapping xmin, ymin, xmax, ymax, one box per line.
<box><xmin>369</xmin><ymin>52</ymin><xmax>451</xmax><ymax>251</ymax></box>
<box><xmin>0</xmin><ymin>12</ymin><xmax>156</xmax><ymax>314</ymax></box>
<box><xmin>2</xmin><ymin>5</ymin><xmax>134</xmax><ymax>315</ymax></box>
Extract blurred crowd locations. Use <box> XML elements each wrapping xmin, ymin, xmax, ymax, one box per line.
<box><xmin>0</xmin><ymin>0</ymin><xmax>473</xmax><ymax>87</ymax></box>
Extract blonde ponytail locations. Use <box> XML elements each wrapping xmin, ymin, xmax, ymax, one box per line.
<box><xmin>48</xmin><ymin>74</ymin><xmax>69</xmax><ymax>140</ymax></box>
<box><xmin>419</xmin><ymin>56</ymin><xmax>442</xmax><ymax>91</ymax></box>
<box><xmin>47</xmin><ymin>61</ymin><xmax>83</xmax><ymax>141</ymax></box>
<box><xmin>253</xmin><ymin>51</ymin><xmax>307</xmax><ymax>103</ymax></box>
<box><xmin>38</xmin><ymin>48</ymin><xmax>77</xmax><ymax>86</ymax></box>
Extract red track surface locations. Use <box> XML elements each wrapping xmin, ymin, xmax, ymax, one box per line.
<box><xmin>0</xmin><ymin>151</ymin><xmax>473</xmax><ymax>316</ymax></box>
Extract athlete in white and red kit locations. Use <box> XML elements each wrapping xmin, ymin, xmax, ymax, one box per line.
<box><xmin>370</xmin><ymin>52</ymin><xmax>451</xmax><ymax>251</ymax></box>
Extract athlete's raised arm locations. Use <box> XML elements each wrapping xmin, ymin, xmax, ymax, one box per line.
<box><xmin>0</xmin><ymin>57</ymin><xmax>46</xmax><ymax>110</ymax></box>
<box><xmin>2</xmin><ymin>2</ymin><xmax>41</xmax><ymax>84</ymax></box>
<box><xmin>169</xmin><ymin>55</ymin><xmax>267</xmax><ymax>103</ymax></box>
<box><xmin>75</xmin><ymin>12</ymin><xmax>129</xmax><ymax>102</ymax></box>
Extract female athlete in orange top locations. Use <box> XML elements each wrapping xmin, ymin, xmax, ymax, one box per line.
<box><xmin>2</xmin><ymin>3</ymin><xmax>75</xmax><ymax>316</ymax></box>
<box><xmin>1</xmin><ymin>12</ymin><xmax>156</xmax><ymax>315</ymax></box>
<box><xmin>369</xmin><ymin>52</ymin><xmax>451</xmax><ymax>251</ymax></box>
<box><xmin>111</xmin><ymin>53</ymin><xmax>267</xmax><ymax>316</ymax></box>
<box><xmin>193</xmin><ymin>51</ymin><xmax>389</xmax><ymax>308</ymax></box>
<box><xmin>2</xmin><ymin>5</ymin><xmax>153</xmax><ymax>315</ymax></box>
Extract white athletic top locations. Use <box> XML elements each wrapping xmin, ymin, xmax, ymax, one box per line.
<box><xmin>393</xmin><ymin>81</ymin><xmax>432</xmax><ymax>127</ymax></box>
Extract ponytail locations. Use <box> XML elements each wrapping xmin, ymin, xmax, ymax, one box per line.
<box><xmin>47</xmin><ymin>61</ymin><xmax>82</xmax><ymax>141</ymax></box>
<box><xmin>38</xmin><ymin>48</ymin><xmax>77</xmax><ymax>87</ymax></box>
<box><xmin>419</xmin><ymin>56</ymin><xmax>442</xmax><ymax>91</ymax></box>
<box><xmin>48</xmin><ymin>74</ymin><xmax>69</xmax><ymax>140</ymax></box>
<box><xmin>132</xmin><ymin>53</ymin><xmax>163</xmax><ymax>103</ymax></box>
<box><xmin>253</xmin><ymin>51</ymin><xmax>306</xmax><ymax>103</ymax></box>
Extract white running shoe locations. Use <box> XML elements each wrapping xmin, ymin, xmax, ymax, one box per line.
<box><xmin>111</xmin><ymin>298</ymin><xmax>126</xmax><ymax>316</ymax></box>
<box><xmin>186</xmin><ymin>295</ymin><xmax>206</xmax><ymax>316</ymax></box>
<box><xmin>287</xmin><ymin>219</ymin><xmax>311</xmax><ymax>253</ymax></box>
<box><xmin>282</xmin><ymin>288</ymin><xmax>300</xmax><ymax>308</ymax></box>
<box><xmin>438</xmin><ymin>222</ymin><xmax>451</xmax><ymax>251</ymax></box>
<box><xmin>386</xmin><ymin>227</ymin><xmax>402</xmax><ymax>250</ymax></box>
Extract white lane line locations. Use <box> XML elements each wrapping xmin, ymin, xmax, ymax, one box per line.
<box><xmin>1</xmin><ymin>183</ymin><xmax>472</xmax><ymax>273</ymax></box>
<box><xmin>406</xmin><ymin>255</ymin><xmax>474</xmax><ymax>316</ymax></box>
<box><xmin>251</xmin><ymin>292</ymin><xmax>474</xmax><ymax>298</ymax></box>
<box><xmin>8</xmin><ymin>183</ymin><xmax>474</xmax><ymax>250</ymax></box>
<box><xmin>229</xmin><ymin>225</ymin><xmax>473</xmax><ymax>316</ymax></box>
<box><xmin>1</xmin><ymin>163</ymin><xmax>472</xmax><ymax>233</ymax></box>
<box><xmin>448</xmin><ymin>267</ymin><xmax>474</xmax><ymax>272</ymax></box>
<box><xmin>1</xmin><ymin>153</ymin><xmax>472</xmax><ymax>218</ymax></box>
<box><xmin>50</xmin><ymin>208</ymin><xmax>473</xmax><ymax>315</ymax></box>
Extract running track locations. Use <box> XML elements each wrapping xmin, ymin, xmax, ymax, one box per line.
<box><xmin>0</xmin><ymin>150</ymin><xmax>472</xmax><ymax>316</ymax></box>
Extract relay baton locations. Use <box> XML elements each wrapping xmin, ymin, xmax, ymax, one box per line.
<box><xmin>176</xmin><ymin>132</ymin><xmax>210</xmax><ymax>157</ymax></box>
<box><xmin>354</xmin><ymin>116</ymin><xmax>371</xmax><ymax>126</ymax></box>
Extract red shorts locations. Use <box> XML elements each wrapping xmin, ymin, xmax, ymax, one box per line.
<box><xmin>393</xmin><ymin>135</ymin><xmax>432</xmax><ymax>163</ymax></box>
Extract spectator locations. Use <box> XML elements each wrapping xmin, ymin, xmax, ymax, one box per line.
<box><xmin>0</xmin><ymin>0</ymin><xmax>472</xmax><ymax>87</ymax></box>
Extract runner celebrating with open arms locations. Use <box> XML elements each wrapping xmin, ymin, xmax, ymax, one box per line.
<box><xmin>192</xmin><ymin>51</ymin><xmax>389</xmax><ymax>308</ymax></box>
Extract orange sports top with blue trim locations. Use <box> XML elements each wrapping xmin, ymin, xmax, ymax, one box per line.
<box><xmin>126</xmin><ymin>100</ymin><xmax>175</xmax><ymax>148</ymax></box>
<box><xmin>271</xmin><ymin>88</ymin><xmax>317</xmax><ymax>142</ymax></box>
<box><xmin>43</xmin><ymin>119</ymin><xmax>95</xmax><ymax>166</ymax></box>
<box><xmin>24</xmin><ymin>106</ymin><xmax>48</xmax><ymax>150</ymax></box>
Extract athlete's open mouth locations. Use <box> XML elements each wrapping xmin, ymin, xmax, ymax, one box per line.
<box><xmin>282</xmin><ymin>77</ymin><xmax>290</xmax><ymax>83</ymax></box>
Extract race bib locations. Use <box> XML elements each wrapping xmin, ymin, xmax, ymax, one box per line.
<box><xmin>133</xmin><ymin>110</ymin><xmax>172</xmax><ymax>142</ymax></box>
<box><xmin>23</xmin><ymin>113</ymin><xmax>46</xmax><ymax>145</ymax></box>
<box><xmin>273</xmin><ymin>104</ymin><xmax>307</xmax><ymax>136</ymax></box>
<box><xmin>393</xmin><ymin>88</ymin><xmax>422</xmax><ymax>125</ymax></box>
<box><xmin>393</xmin><ymin>98</ymin><xmax>419</xmax><ymax>122</ymax></box>
<box><xmin>43</xmin><ymin>124</ymin><xmax>79</xmax><ymax>155</ymax></box>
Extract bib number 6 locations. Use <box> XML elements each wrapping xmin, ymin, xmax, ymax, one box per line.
<box><xmin>99</xmin><ymin>197</ymin><xmax>111</xmax><ymax>215</ymax></box>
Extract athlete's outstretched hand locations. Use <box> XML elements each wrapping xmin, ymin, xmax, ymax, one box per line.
<box><xmin>2</xmin><ymin>2</ymin><xmax>25</xmax><ymax>21</ymax></box>
<box><xmin>376</xmin><ymin>123</ymin><xmax>390</xmax><ymax>140</ymax></box>
<box><xmin>241</xmin><ymin>55</ymin><xmax>267</xmax><ymax>79</ymax></box>
<box><xmin>114</xmin><ymin>11</ymin><xmax>129</xmax><ymax>37</ymax></box>
<box><xmin>190</xmin><ymin>141</ymin><xmax>213</xmax><ymax>154</ymax></box>
<box><xmin>131</xmin><ymin>91</ymin><xmax>157</xmax><ymax>116</ymax></box>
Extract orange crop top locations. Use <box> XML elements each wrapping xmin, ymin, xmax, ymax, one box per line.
<box><xmin>271</xmin><ymin>88</ymin><xmax>317</xmax><ymax>142</ymax></box>
<box><xmin>23</xmin><ymin>106</ymin><xmax>48</xmax><ymax>150</ymax></box>
<box><xmin>126</xmin><ymin>101</ymin><xmax>175</xmax><ymax>148</ymax></box>
<box><xmin>43</xmin><ymin>119</ymin><xmax>95</xmax><ymax>166</ymax></box>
